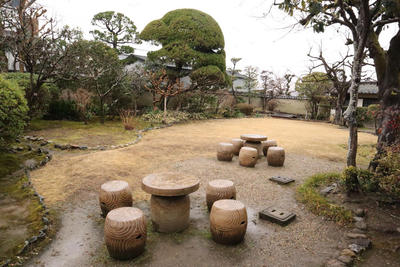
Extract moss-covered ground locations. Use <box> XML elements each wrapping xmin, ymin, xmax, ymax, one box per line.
<box><xmin>0</xmin><ymin>149</ymin><xmax>49</xmax><ymax>266</ymax></box>
<box><xmin>26</xmin><ymin>118</ymin><xmax>156</xmax><ymax>147</ymax></box>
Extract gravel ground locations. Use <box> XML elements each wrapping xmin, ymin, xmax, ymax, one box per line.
<box><xmin>26</xmin><ymin>118</ymin><xmax>378</xmax><ymax>266</ymax></box>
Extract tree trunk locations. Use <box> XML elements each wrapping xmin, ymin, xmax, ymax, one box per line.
<box><xmin>100</xmin><ymin>97</ymin><xmax>105</xmax><ymax>124</ymax></box>
<box><xmin>163</xmin><ymin>95</ymin><xmax>167</xmax><ymax>124</ymax></box>
<box><xmin>369</xmin><ymin>29</ymin><xmax>400</xmax><ymax>170</ymax></box>
<box><xmin>343</xmin><ymin>1</ymin><xmax>370</xmax><ymax>167</ymax></box>
<box><xmin>133</xmin><ymin>99</ymin><xmax>137</xmax><ymax>116</ymax></box>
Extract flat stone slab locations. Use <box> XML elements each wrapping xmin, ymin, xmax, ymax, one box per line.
<box><xmin>269</xmin><ymin>176</ymin><xmax>295</xmax><ymax>185</ymax></box>
<box><xmin>240</xmin><ymin>134</ymin><xmax>267</xmax><ymax>142</ymax></box>
<box><xmin>142</xmin><ymin>172</ymin><xmax>200</xmax><ymax>197</ymax></box>
<box><xmin>259</xmin><ymin>206</ymin><xmax>296</xmax><ymax>226</ymax></box>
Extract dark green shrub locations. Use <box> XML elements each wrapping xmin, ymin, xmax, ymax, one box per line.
<box><xmin>356</xmin><ymin>107</ymin><xmax>372</xmax><ymax>127</ymax></box>
<box><xmin>358</xmin><ymin>168</ymin><xmax>378</xmax><ymax>192</ymax></box>
<box><xmin>1</xmin><ymin>73</ymin><xmax>59</xmax><ymax>117</ymax></box>
<box><xmin>235</xmin><ymin>103</ymin><xmax>253</xmax><ymax>115</ymax></box>
<box><xmin>0</xmin><ymin>77</ymin><xmax>29</xmax><ymax>146</ymax></box>
<box><xmin>376</xmin><ymin>145</ymin><xmax>400</xmax><ymax>199</ymax></box>
<box><xmin>341</xmin><ymin>166</ymin><xmax>360</xmax><ymax>192</ymax></box>
<box><xmin>43</xmin><ymin>99</ymin><xmax>80</xmax><ymax>120</ymax></box>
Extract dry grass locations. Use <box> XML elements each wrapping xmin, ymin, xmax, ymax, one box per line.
<box><xmin>30</xmin><ymin>117</ymin><xmax>377</xmax><ymax>205</ymax></box>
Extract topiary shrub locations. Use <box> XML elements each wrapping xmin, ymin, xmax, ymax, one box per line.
<box><xmin>0</xmin><ymin>77</ymin><xmax>29</xmax><ymax>147</ymax></box>
<box><xmin>235</xmin><ymin>103</ymin><xmax>253</xmax><ymax>116</ymax></box>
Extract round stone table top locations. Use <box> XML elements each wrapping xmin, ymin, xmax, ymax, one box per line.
<box><xmin>106</xmin><ymin>207</ymin><xmax>144</xmax><ymax>223</ymax></box>
<box><xmin>240</xmin><ymin>134</ymin><xmax>267</xmax><ymax>142</ymax></box>
<box><xmin>142</xmin><ymin>172</ymin><xmax>200</xmax><ymax>197</ymax></box>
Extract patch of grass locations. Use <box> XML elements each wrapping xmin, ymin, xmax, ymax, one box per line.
<box><xmin>338</xmin><ymin>143</ymin><xmax>376</xmax><ymax>166</ymax></box>
<box><xmin>297</xmin><ymin>172</ymin><xmax>354</xmax><ymax>225</ymax></box>
<box><xmin>26</xmin><ymin>118</ymin><xmax>157</xmax><ymax>146</ymax></box>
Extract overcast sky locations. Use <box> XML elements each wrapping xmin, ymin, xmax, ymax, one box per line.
<box><xmin>38</xmin><ymin>0</ymin><xmax>398</xmax><ymax>79</ymax></box>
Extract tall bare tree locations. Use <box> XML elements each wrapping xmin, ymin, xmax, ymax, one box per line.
<box><xmin>278</xmin><ymin>0</ymin><xmax>372</xmax><ymax>167</ymax></box>
<box><xmin>227</xmin><ymin>57</ymin><xmax>242</xmax><ymax>99</ymax></box>
<box><xmin>145</xmin><ymin>69</ymin><xmax>185</xmax><ymax>123</ymax></box>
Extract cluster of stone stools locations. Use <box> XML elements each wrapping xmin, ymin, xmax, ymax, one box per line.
<box><xmin>99</xmin><ymin>174</ymin><xmax>246</xmax><ymax>260</ymax></box>
<box><xmin>217</xmin><ymin>134</ymin><xmax>285</xmax><ymax>167</ymax></box>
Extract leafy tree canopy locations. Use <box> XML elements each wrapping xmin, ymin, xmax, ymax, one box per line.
<box><xmin>140</xmin><ymin>9</ymin><xmax>228</xmax><ymax>89</ymax></box>
<box><xmin>90</xmin><ymin>11</ymin><xmax>139</xmax><ymax>55</ymax></box>
<box><xmin>295</xmin><ymin>72</ymin><xmax>332</xmax><ymax>99</ymax></box>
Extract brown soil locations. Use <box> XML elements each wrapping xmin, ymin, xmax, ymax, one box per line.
<box><xmin>26</xmin><ymin>118</ymin><xmax>379</xmax><ymax>266</ymax></box>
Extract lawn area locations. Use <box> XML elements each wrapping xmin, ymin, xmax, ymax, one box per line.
<box><xmin>27</xmin><ymin>117</ymin><xmax>380</xmax><ymax>266</ymax></box>
<box><xmin>26</xmin><ymin>119</ymin><xmax>156</xmax><ymax>147</ymax></box>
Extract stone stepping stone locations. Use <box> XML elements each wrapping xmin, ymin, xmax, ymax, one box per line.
<box><xmin>269</xmin><ymin>176</ymin><xmax>295</xmax><ymax>185</ymax></box>
<box><xmin>259</xmin><ymin>206</ymin><xmax>296</xmax><ymax>226</ymax></box>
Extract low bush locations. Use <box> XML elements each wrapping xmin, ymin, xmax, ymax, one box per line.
<box><xmin>43</xmin><ymin>99</ymin><xmax>80</xmax><ymax>121</ymax></box>
<box><xmin>0</xmin><ymin>77</ymin><xmax>29</xmax><ymax>147</ymax></box>
<box><xmin>375</xmin><ymin>145</ymin><xmax>400</xmax><ymax>199</ymax></box>
<box><xmin>356</xmin><ymin>106</ymin><xmax>372</xmax><ymax>127</ymax></box>
<box><xmin>142</xmin><ymin>110</ymin><xmax>209</xmax><ymax>124</ymax></box>
<box><xmin>341</xmin><ymin>166</ymin><xmax>378</xmax><ymax>192</ymax></box>
<box><xmin>1</xmin><ymin>73</ymin><xmax>58</xmax><ymax>117</ymax></box>
<box><xmin>218</xmin><ymin>107</ymin><xmax>244</xmax><ymax>118</ymax></box>
<box><xmin>266</xmin><ymin>100</ymin><xmax>278</xmax><ymax>112</ymax></box>
<box><xmin>235</xmin><ymin>103</ymin><xmax>253</xmax><ymax>115</ymax></box>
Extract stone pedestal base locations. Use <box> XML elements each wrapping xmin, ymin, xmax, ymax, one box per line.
<box><xmin>150</xmin><ymin>195</ymin><xmax>190</xmax><ymax>233</ymax></box>
<box><xmin>243</xmin><ymin>141</ymin><xmax>263</xmax><ymax>158</ymax></box>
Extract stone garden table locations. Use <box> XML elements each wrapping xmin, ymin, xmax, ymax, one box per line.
<box><xmin>240</xmin><ymin>134</ymin><xmax>268</xmax><ymax>158</ymax></box>
<box><xmin>142</xmin><ymin>172</ymin><xmax>200</xmax><ymax>233</ymax></box>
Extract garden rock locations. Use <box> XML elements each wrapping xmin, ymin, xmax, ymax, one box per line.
<box><xmin>320</xmin><ymin>183</ymin><xmax>337</xmax><ymax>196</ymax></box>
<box><xmin>346</xmin><ymin>232</ymin><xmax>367</xmax><ymax>239</ymax></box>
<box><xmin>337</xmin><ymin>255</ymin><xmax>353</xmax><ymax>266</ymax></box>
<box><xmin>340</xmin><ymin>249</ymin><xmax>356</xmax><ymax>258</ymax></box>
<box><xmin>325</xmin><ymin>258</ymin><xmax>346</xmax><ymax>267</ymax></box>
<box><xmin>355</xmin><ymin>220</ymin><xmax>367</xmax><ymax>230</ymax></box>
<box><xmin>354</xmin><ymin>238</ymin><xmax>372</xmax><ymax>249</ymax></box>
<box><xmin>348</xmin><ymin>244</ymin><xmax>364</xmax><ymax>254</ymax></box>
<box><xmin>353</xmin><ymin>216</ymin><xmax>364</xmax><ymax>222</ymax></box>
<box><xmin>354</xmin><ymin>208</ymin><xmax>366</xmax><ymax>217</ymax></box>
<box><xmin>24</xmin><ymin>159</ymin><xmax>38</xmax><ymax>170</ymax></box>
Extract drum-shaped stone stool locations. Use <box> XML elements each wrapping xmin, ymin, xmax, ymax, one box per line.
<box><xmin>238</xmin><ymin>147</ymin><xmax>258</xmax><ymax>167</ymax></box>
<box><xmin>104</xmin><ymin>207</ymin><xmax>146</xmax><ymax>260</ymax></box>
<box><xmin>100</xmin><ymin>180</ymin><xmax>132</xmax><ymax>216</ymax></box>
<box><xmin>210</xmin><ymin>199</ymin><xmax>247</xmax><ymax>245</ymax></box>
<box><xmin>217</xmin><ymin>142</ymin><xmax>234</xmax><ymax>161</ymax></box>
<box><xmin>267</xmin><ymin>146</ymin><xmax>285</xmax><ymax>167</ymax></box>
<box><xmin>206</xmin><ymin>179</ymin><xmax>236</xmax><ymax>211</ymax></box>
<box><xmin>230</xmin><ymin>139</ymin><xmax>244</xmax><ymax>156</ymax></box>
<box><xmin>262</xmin><ymin>140</ymin><xmax>278</xmax><ymax>156</ymax></box>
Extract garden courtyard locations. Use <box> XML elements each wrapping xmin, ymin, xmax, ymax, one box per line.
<box><xmin>22</xmin><ymin>117</ymin><xmax>393</xmax><ymax>267</ymax></box>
